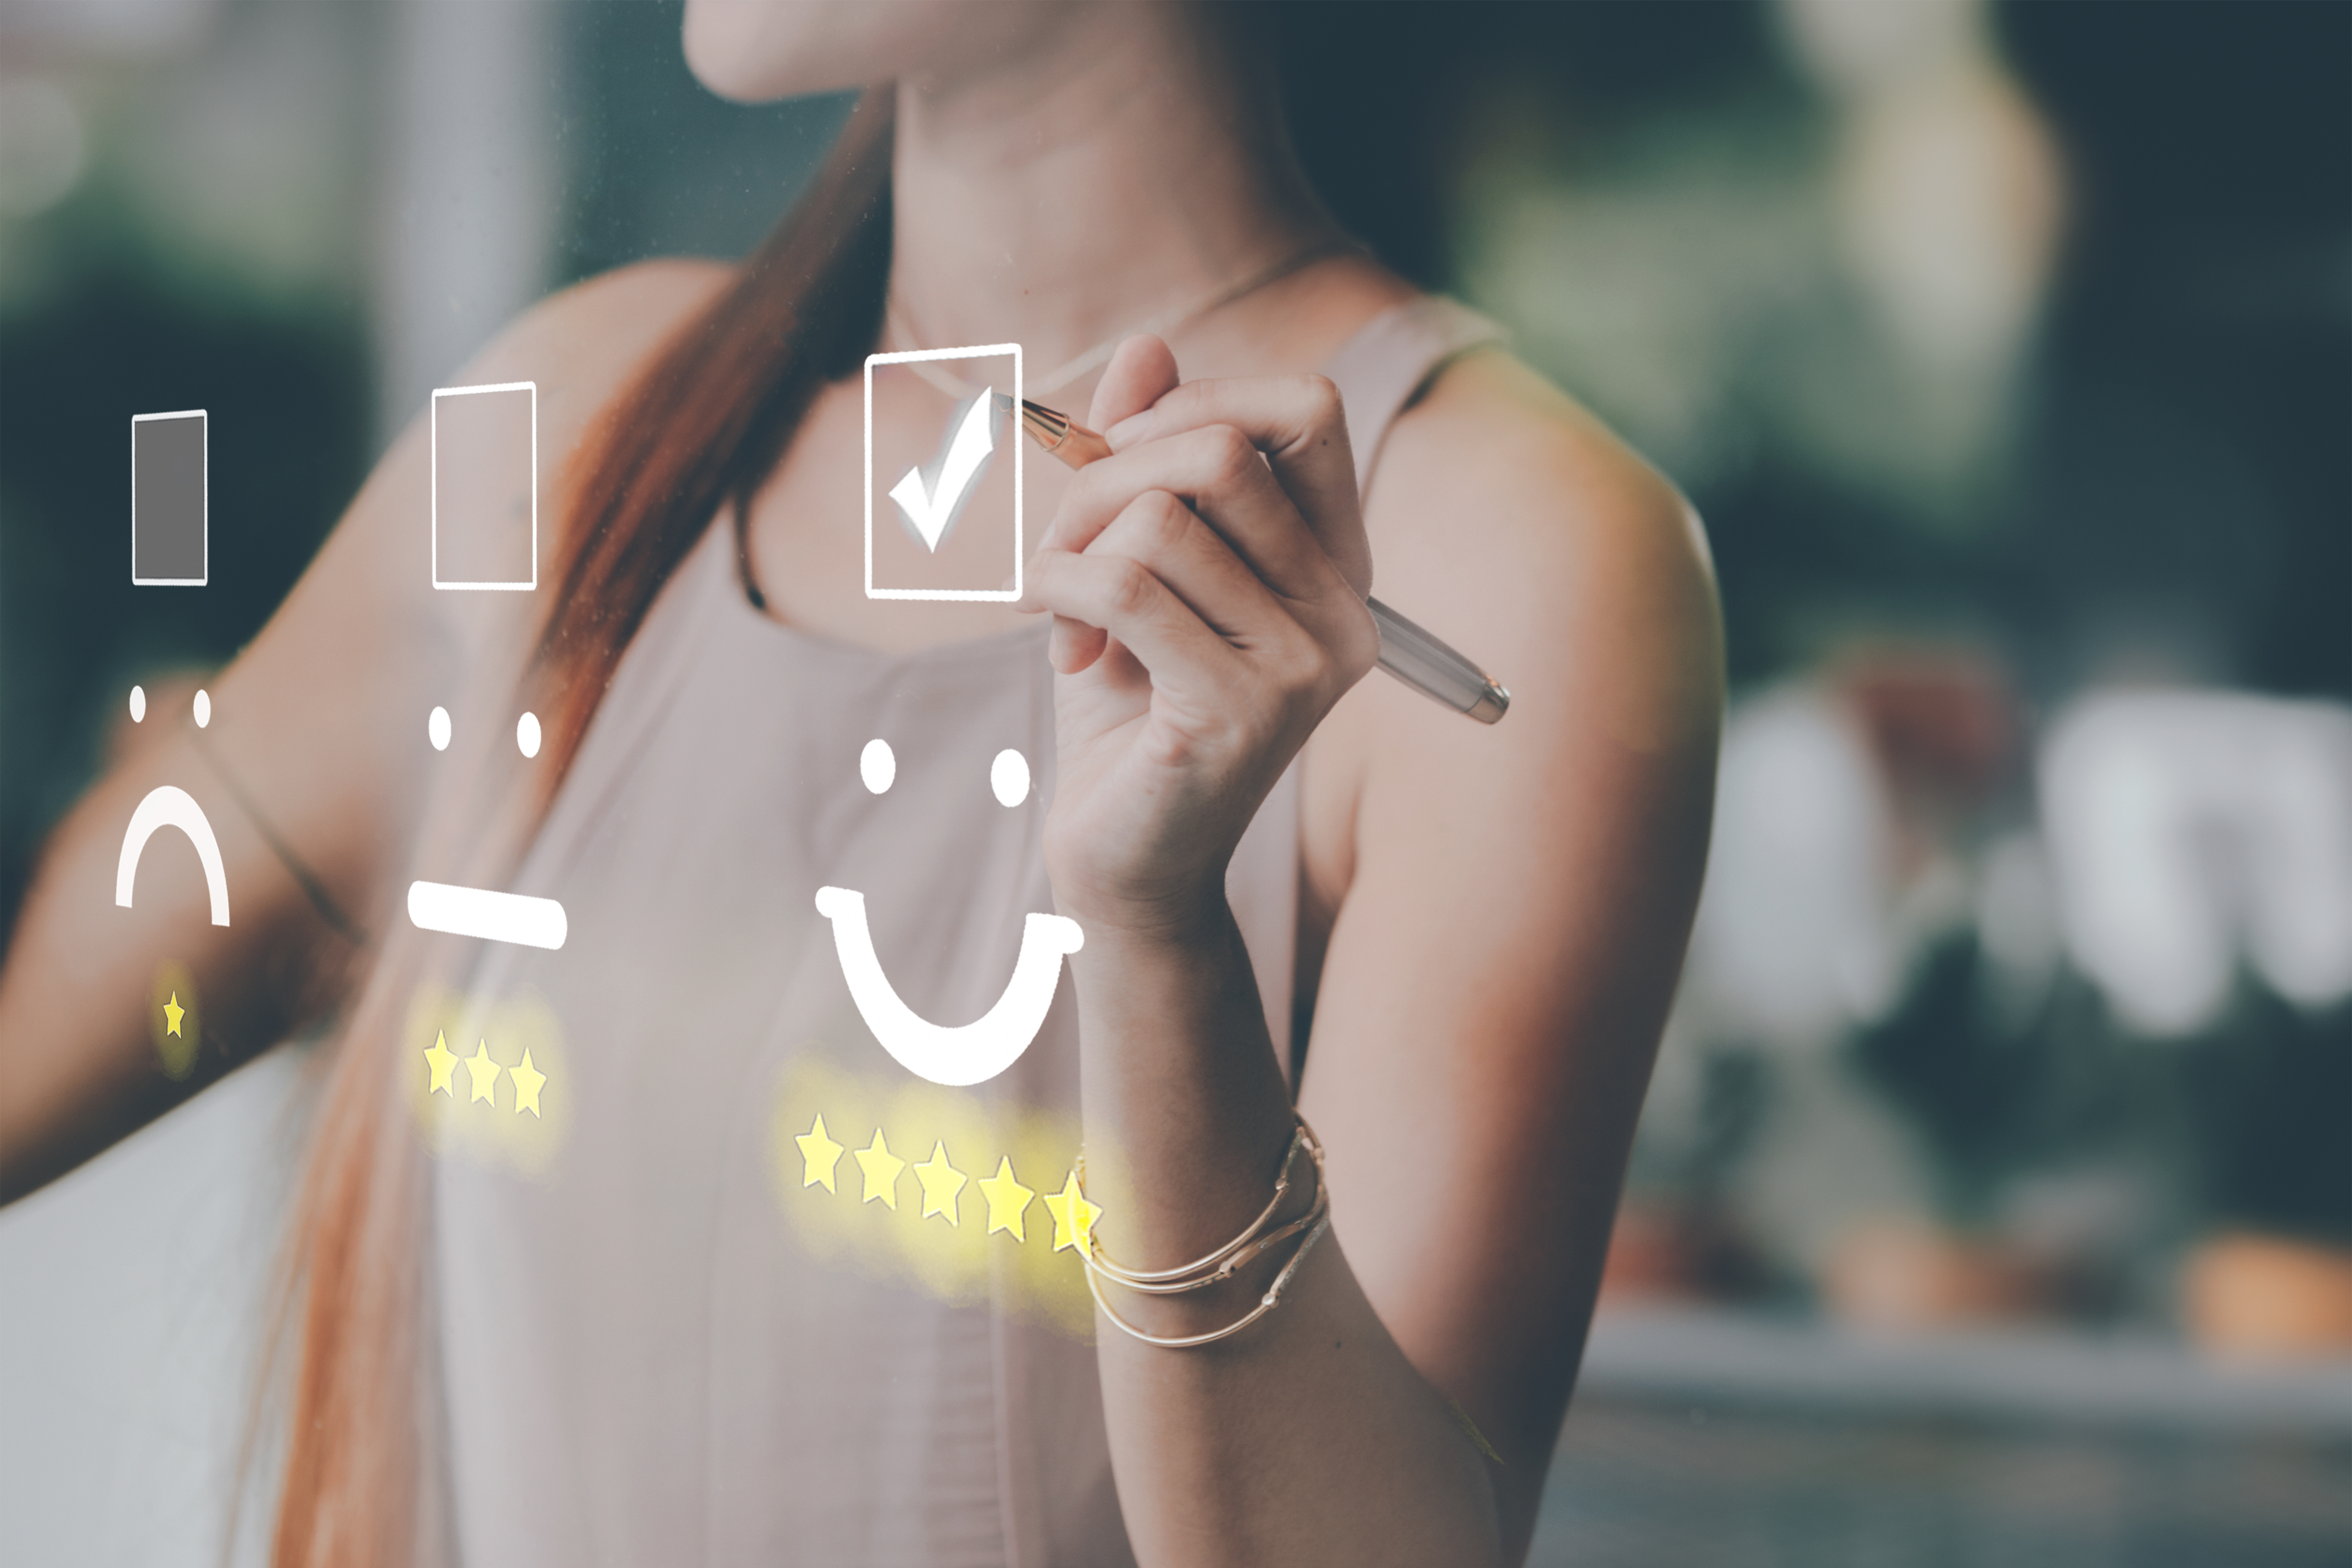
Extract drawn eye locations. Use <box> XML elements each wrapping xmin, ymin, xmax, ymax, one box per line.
<box><xmin>990</xmin><ymin>748</ymin><xmax>1029</xmax><ymax>808</ymax></box>
<box><xmin>424</xmin><ymin>706</ymin><xmax>540</xmax><ymax>757</ymax></box>
<box><xmin>861</xmin><ymin>738</ymin><xmax>897</xmax><ymax>795</ymax></box>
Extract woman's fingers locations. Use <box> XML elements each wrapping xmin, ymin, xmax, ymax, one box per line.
<box><xmin>1101</xmin><ymin>372</ymin><xmax>1369</xmax><ymax>597</ymax></box>
<box><xmin>1088</xmin><ymin>490</ymin><xmax>1302</xmax><ymax>643</ymax></box>
<box><xmin>1038</xmin><ymin>490</ymin><xmax>1297</xmax><ymax>677</ymax></box>
<box><xmin>1058</xmin><ymin>337</ymin><xmax>1183</xmax><ymax>670</ymax></box>
<box><xmin>1022</xmin><ymin>544</ymin><xmax>1245</xmax><ymax>686</ymax></box>
<box><xmin>1030</xmin><ymin>487</ymin><xmax>1374</xmax><ymax>711</ymax></box>
<box><xmin>1028</xmin><ymin>346</ymin><xmax>1379</xmax><ymax>715</ymax></box>
<box><xmin>1039</xmin><ymin>424</ymin><xmax>1357</xmax><ymax>610</ymax></box>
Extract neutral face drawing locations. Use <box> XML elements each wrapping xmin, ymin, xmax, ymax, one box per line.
<box><xmin>406</xmin><ymin>384</ymin><xmax>571</xmax><ymax>951</ymax></box>
<box><xmin>813</xmin><ymin>740</ymin><xmax>1081</xmax><ymax>1087</ymax></box>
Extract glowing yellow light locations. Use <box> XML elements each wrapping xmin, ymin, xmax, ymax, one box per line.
<box><xmin>510</xmin><ymin>1048</ymin><xmax>546</xmax><ymax>1117</ymax></box>
<box><xmin>407</xmin><ymin>986</ymin><xmax>570</xmax><ymax>1178</ymax></box>
<box><xmin>162</xmin><ymin>991</ymin><xmax>186</xmax><ymax>1039</ymax></box>
<box><xmin>423</xmin><ymin>1030</ymin><xmax>457</xmax><ymax>1096</ymax></box>
<box><xmin>854</xmin><ymin>1128</ymin><xmax>905</xmax><ymax>1208</ymax></box>
<box><xmin>1043</xmin><ymin>1171</ymin><xmax>1101</xmax><ymax>1254</ymax></box>
<box><xmin>977</xmin><ymin>1156</ymin><xmax>1034</xmax><ymax>1241</ymax></box>
<box><xmin>464</xmin><ymin>1040</ymin><xmax>500</xmax><ymax>1104</ymax></box>
<box><xmin>796</xmin><ymin>1114</ymin><xmax>845</xmax><ymax>1192</ymax></box>
<box><xmin>912</xmin><ymin>1141</ymin><xmax>967</xmax><ymax>1225</ymax></box>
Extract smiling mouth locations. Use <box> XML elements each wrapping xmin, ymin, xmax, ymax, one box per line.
<box><xmin>814</xmin><ymin>886</ymin><xmax>1083</xmax><ymax>1088</ymax></box>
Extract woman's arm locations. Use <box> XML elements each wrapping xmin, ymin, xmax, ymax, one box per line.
<box><xmin>1302</xmin><ymin>351</ymin><xmax>1724</xmax><ymax>1556</ymax></box>
<box><xmin>1024</xmin><ymin>339</ymin><xmax>1721</xmax><ymax>1566</ymax></box>
<box><xmin>0</xmin><ymin>412</ymin><xmax>437</xmax><ymax>1200</ymax></box>
<box><xmin>0</xmin><ymin>260</ymin><xmax>732</xmax><ymax>1202</ymax></box>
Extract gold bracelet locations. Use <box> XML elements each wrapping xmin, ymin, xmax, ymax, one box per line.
<box><xmin>1087</xmin><ymin>1209</ymin><xmax>1331</xmax><ymax>1349</ymax></box>
<box><xmin>1088</xmin><ymin>1178</ymin><xmax>1329</xmax><ymax>1296</ymax></box>
<box><xmin>1082</xmin><ymin>1116</ymin><xmax>1326</xmax><ymax>1294</ymax></box>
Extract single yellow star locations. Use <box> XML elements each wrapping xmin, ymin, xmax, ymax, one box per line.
<box><xmin>162</xmin><ymin>992</ymin><xmax>186</xmax><ymax>1039</ymax></box>
<box><xmin>912</xmin><ymin>1141</ymin><xmax>968</xmax><ymax>1225</ymax></box>
<box><xmin>1042</xmin><ymin>1170</ymin><xmax>1102</xmax><ymax>1254</ymax></box>
<box><xmin>977</xmin><ymin>1156</ymin><xmax>1034</xmax><ymax>1242</ymax></box>
<box><xmin>795</xmin><ymin>1114</ymin><xmax>844</xmax><ymax>1192</ymax></box>
<box><xmin>509</xmin><ymin>1049</ymin><xmax>546</xmax><ymax>1117</ymax></box>
<box><xmin>854</xmin><ymin>1128</ymin><xmax>905</xmax><ymax>1208</ymax></box>
<box><xmin>464</xmin><ymin>1040</ymin><xmax>500</xmax><ymax>1104</ymax></box>
<box><xmin>422</xmin><ymin>1030</ymin><xmax>456</xmax><ymax>1096</ymax></box>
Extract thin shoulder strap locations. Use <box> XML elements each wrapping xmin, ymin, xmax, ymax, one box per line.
<box><xmin>1317</xmin><ymin>296</ymin><xmax>1509</xmax><ymax>501</ymax></box>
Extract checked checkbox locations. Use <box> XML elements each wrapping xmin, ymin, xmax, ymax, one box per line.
<box><xmin>864</xmin><ymin>343</ymin><xmax>1023</xmax><ymax>602</ymax></box>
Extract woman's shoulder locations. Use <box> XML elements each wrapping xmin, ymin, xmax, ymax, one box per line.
<box><xmin>456</xmin><ymin>258</ymin><xmax>739</xmax><ymax>451</ymax></box>
<box><xmin>1364</xmin><ymin>345</ymin><xmax>1725</xmax><ymax>756</ymax></box>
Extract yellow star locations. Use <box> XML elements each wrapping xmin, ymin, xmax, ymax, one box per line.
<box><xmin>854</xmin><ymin>1128</ymin><xmax>905</xmax><ymax>1208</ymax></box>
<box><xmin>509</xmin><ymin>1049</ymin><xmax>546</xmax><ymax>1117</ymax></box>
<box><xmin>977</xmin><ymin>1156</ymin><xmax>1034</xmax><ymax>1242</ymax></box>
<box><xmin>1043</xmin><ymin>1170</ymin><xmax>1102</xmax><ymax>1254</ymax></box>
<box><xmin>162</xmin><ymin>992</ymin><xmax>185</xmax><ymax>1039</ymax></box>
<box><xmin>795</xmin><ymin>1114</ymin><xmax>844</xmax><ymax>1192</ymax></box>
<box><xmin>912</xmin><ymin>1141</ymin><xmax>968</xmax><ymax>1225</ymax></box>
<box><xmin>422</xmin><ymin>1030</ymin><xmax>456</xmax><ymax>1096</ymax></box>
<box><xmin>464</xmin><ymin>1040</ymin><xmax>500</xmax><ymax>1105</ymax></box>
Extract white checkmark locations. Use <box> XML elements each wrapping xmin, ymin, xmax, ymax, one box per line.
<box><xmin>890</xmin><ymin>387</ymin><xmax>999</xmax><ymax>553</ymax></box>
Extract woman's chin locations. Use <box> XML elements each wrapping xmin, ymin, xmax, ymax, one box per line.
<box><xmin>681</xmin><ymin>0</ymin><xmax>1028</xmax><ymax>104</ymax></box>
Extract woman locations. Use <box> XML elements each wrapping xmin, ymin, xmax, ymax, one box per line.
<box><xmin>0</xmin><ymin>4</ymin><xmax>1721</xmax><ymax>1563</ymax></box>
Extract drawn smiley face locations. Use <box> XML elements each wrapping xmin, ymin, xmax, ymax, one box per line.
<box><xmin>813</xmin><ymin>740</ymin><xmax>1083</xmax><ymax>1088</ymax></box>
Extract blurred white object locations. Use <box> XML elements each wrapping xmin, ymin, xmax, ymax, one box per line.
<box><xmin>1781</xmin><ymin>0</ymin><xmax>2064</xmax><ymax>466</ymax></box>
<box><xmin>0</xmin><ymin>1048</ymin><xmax>307</xmax><ymax>1568</ymax></box>
<box><xmin>1779</xmin><ymin>0</ymin><xmax>1979</xmax><ymax>90</ymax></box>
<box><xmin>1974</xmin><ymin>827</ymin><xmax>2063</xmax><ymax>1028</ymax></box>
<box><xmin>1833</xmin><ymin>66</ymin><xmax>2062</xmax><ymax>380</ymax></box>
<box><xmin>0</xmin><ymin>77</ymin><xmax>87</xmax><ymax>216</ymax></box>
<box><xmin>2040</xmin><ymin>691</ymin><xmax>2352</xmax><ymax>1035</ymax></box>
<box><xmin>1686</xmin><ymin>688</ymin><xmax>1903</xmax><ymax>1051</ymax></box>
<box><xmin>376</xmin><ymin>0</ymin><xmax>558</xmax><ymax>439</ymax></box>
<box><xmin>1976</xmin><ymin>828</ymin><xmax>2062</xmax><ymax>978</ymax></box>
<box><xmin>0</xmin><ymin>0</ymin><xmax>221</xmax><ymax>56</ymax></box>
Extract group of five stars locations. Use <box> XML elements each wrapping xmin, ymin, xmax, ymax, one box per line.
<box><xmin>794</xmin><ymin>1113</ymin><xmax>1100</xmax><ymax>1252</ymax></box>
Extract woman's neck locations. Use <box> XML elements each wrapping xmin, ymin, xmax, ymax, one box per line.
<box><xmin>885</xmin><ymin>7</ymin><xmax>1329</xmax><ymax>371</ymax></box>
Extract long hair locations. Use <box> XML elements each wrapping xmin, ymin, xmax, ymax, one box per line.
<box><xmin>266</xmin><ymin>89</ymin><xmax>895</xmax><ymax>1568</ymax></box>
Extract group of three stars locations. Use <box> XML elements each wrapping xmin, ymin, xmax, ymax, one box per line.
<box><xmin>422</xmin><ymin>1029</ymin><xmax>547</xmax><ymax>1117</ymax></box>
<box><xmin>794</xmin><ymin>1113</ymin><xmax>1100</xmax><ymax>1252</ymax></box>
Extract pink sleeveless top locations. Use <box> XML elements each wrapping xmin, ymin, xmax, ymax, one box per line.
<box><xmin>431</xmin><ymin>297</ymin><xmax>1502</xmax><ymax>1567</ymax></box>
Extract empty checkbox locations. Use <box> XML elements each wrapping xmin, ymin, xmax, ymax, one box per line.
<box><xmin>432</xmin><ymin>382</ymin><xmax>536</xmax><ymax>591</ymax></box>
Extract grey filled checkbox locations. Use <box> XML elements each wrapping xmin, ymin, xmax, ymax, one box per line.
<box><xmin>132</xmin><ymin>411</ymin><xmax>206</xmax><ymax>586</ymax></box>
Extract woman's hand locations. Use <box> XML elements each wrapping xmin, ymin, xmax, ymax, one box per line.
<box><xmin>1019</xmin><ymin>334</ymin><xmax>1379</xmax><ymax>939</ymax></box>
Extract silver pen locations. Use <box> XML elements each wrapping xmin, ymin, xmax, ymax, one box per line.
<box><xmin>1009</xmin><ymin>395</ymin><xmax>1511</xmax><ymax>724</ymax></box>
